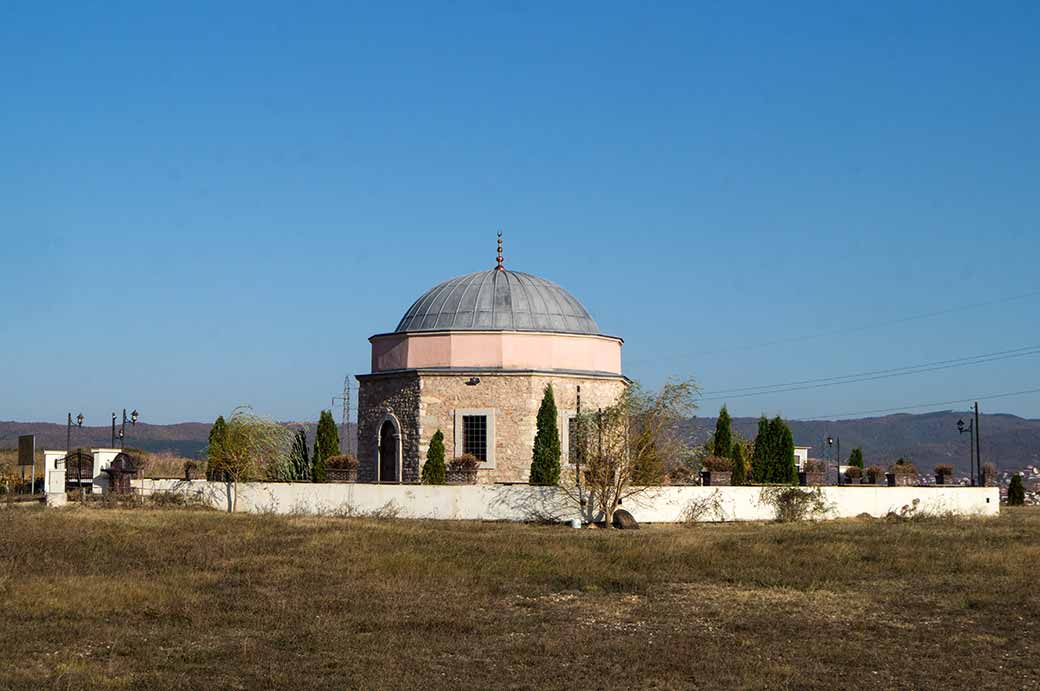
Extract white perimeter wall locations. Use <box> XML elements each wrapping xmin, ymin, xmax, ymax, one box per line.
<box><xmin>130</xmin><ymin>480</ymin><xmax>1000</xmax><ymax>522</ymax></box>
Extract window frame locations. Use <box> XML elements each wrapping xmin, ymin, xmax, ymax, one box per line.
<box><xmin>453</xmin><ymin>408</ymin><xmax>496</xmax><ymax>469</ymax></box>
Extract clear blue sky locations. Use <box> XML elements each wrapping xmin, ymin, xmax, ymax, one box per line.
<box><xmin>2</xmin><ymin>1</ymin><xmax>1038</xmax><ymax>425</ymax></box>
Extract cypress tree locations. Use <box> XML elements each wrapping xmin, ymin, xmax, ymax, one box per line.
<box><xmin>311</xmin><ymin>445</ymin><xmax>327</xmax><ymax>482</ymax></box>
<box><xmin>422</xmin><ymin>430</ymin><xmax>446</xmax><ymax>485</ymax></box>
<box><xmin>772</xmin><ymin>416</ymin><xmax>797</xmax><ymax>485</ymax></box>
<box><xmin>529</xmin><ymin>384</ymin><xmax>562</xmax><ymax>485</ymax></box>
<box><xmin>848</xmin><ymin>448</ymin><xmax>864</xmax><ymax>469</ymax></box>
<box><xmin>1008</xmin><ymin>474</ymin><xmax>1026</xmax><ymax>506</ymax></box>
<box><xmin>730</xmin><ymin>442</ymin><xmax>747</xmax><ymax>485</ymax></box>
<box><xmin>713</xmin><ymin>405</ymin><xmax>733</xmax><ymax>459</ymax></box>
<box><xmin>751</xmin><ymin>416</ymin><xmax>770</xmax><ymax>483</ymax></box>
<box><xmin>312</xmin><ymin>410</ymin><xmax>339</xmax><ymax>483</ymax></box>
<box><xmin>288</xmin><ymin>429</ymin><xmax>310</xmax><ymax>481</ymax></box>
<box><xmin>206</xmin><ymin>415</ymin><xmax>227</xmax><ymax>480</ymax></box>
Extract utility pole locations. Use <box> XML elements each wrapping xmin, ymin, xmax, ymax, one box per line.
<box><xmin>342</xmin><ymin>375</ymin><xmax>351</xmax><ymax>457</ymax></box>
<box><xmin>332</xmin><ymin>375</ymin><xmax>352</xmax><ymax>456</ymax></box>
<box><xmin>974</xmin><ymin>401</ymin><xmax>982</xmax><ymax>486</ymax></box>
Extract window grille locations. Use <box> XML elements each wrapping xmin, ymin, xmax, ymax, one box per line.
<box><xmin>462</xmin><ymin>415</ymin><xmax>488</xmax><ymax>462</ymax></box>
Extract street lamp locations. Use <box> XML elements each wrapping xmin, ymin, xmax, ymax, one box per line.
<box><xmin>957</xmin><ymin>418</ymin><xmax>975</xmax><ymax>486</ymax></box>
<box><xmin>111</xmin><ymin>408</ymin><xmax>139</xmax><ymax>449</ymax></box>
<box><xmin>66</xmin><ymin>412</ymin><xmax>84</xmax><ymax>455</ymax></box>
<box><xmin>66</xmin><ymin>413</ymin><xmax>84</xmax><ymax>497</ymax></box>
<box><xmin>827</xmin><ymin>435</ymin><xmax>841</xmax><ymax>485</ymax></box>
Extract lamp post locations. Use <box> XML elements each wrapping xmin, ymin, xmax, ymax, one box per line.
<box><xmin>827</xmin><ymin>436</ymin><xmax>841</xmax><ymax>485</ymax></box>
<box><xmin>66</xmin><ymin>412</ymin><xmax>84</xmax><ymax>456</ymax></box>
<box><xmin>111</xmin><ymin>409</ymin><xmax>139</xmax><ymax>449</ymax></box>
<box><xmin>66</xmin><ymin>412</ymin><xmax>84</xmax><ymax>493</ymax></box>
<box><xmin>957</xmin><ymin>416</ymin><xmax>976</xmax><ymax>486</ymax></box>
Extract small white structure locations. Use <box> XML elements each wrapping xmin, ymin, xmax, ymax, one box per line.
<box><xmin>42</xmin><ymin>448</ymin><xmax>123</xmax><ymax>496</ymax></box>
<box><xmin>794</xmin><ymin>446</ymin><xmax>811</xmax><ymax>469</ymax></box>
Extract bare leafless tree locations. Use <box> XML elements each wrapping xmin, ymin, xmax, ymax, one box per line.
<box><xmin>565</xmin><ymin>379</ymin><xmax>698</xmax><ymax>527</ymax></box>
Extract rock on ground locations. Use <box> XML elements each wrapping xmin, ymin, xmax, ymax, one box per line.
<box><xmin>612</xmin><ymin>509</ymin><xmax>639</xmax><ymax>530</ymax></box>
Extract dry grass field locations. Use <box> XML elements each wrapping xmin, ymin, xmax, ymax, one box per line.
<box><xmin>1</xmin><ymin>505</ymin><xmax>1038</xmax><ymax>690</ymax></box>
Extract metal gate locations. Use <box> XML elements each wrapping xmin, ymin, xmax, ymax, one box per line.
<box><xmin>64</xmin><ymin>449</ymin><xmax>94</xmax><ymax>489</ymax></box>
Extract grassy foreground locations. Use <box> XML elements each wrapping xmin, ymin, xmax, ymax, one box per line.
<box><xmin>1</xmin><ymin>506</ymin><xmax>1038</xmax><ymax>690</ymax></box>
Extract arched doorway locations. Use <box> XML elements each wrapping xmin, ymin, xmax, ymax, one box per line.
<box><xmin>377</xmin><ymin>418</ymin><xmax>400</xmax><ymax>483</ymax></box>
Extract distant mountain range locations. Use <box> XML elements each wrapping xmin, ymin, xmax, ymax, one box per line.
<box><xmin>3</xmin><ymin>411</ymin><xmax>1038</xmax><ymax>476</ymax></box>
<box><xmin>0</xmin><ymin>420</ymin><xmax>356</xmax><ymax>460</ymax></box>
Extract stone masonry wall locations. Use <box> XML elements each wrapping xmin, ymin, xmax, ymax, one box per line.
<box><xmin>356</xmin><ymin>373</ymin><xmax>421</xmax><ymax>483</ymax></box>
<box><xmin>417</xmin><ymin>373</ymin><xmax>627</xmax><ymax>484</ymax></box>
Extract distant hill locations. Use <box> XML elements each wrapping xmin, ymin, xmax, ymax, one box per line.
<box><xmin>3</xmin><ymin>411</ymin><xmax>1038</xmax><ymax>475</ymax></box>
<box><xmin>683</xmin><ymin>411</ymin><xmax>1040</xmax><ymax>475</ymax></box>
<box><xmin>0</xmin><ymin>420</ymin><xmax>355</xmax><ymax>460</ymax></box>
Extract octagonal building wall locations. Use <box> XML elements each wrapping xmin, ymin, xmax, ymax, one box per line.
<box><xmin>370</xmin><ymin>331</ymin><xmax>623</xmax><ymax>375</ymax></box>
<box><xmin>357</xmin><ymin>370</ymin><xmax>627</xmax><ymax>484</ymax></box>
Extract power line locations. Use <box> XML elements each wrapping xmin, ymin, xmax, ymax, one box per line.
<box><xmin>698</xmin><ymin>344</ymin><xmax>1040</xmax><ymax>400</ymax></box>
<box><xmin>630</xmin><ymin>288</ymin><xmax>1040</xmax><ymax>365</ymax></box>
<box><xmin>795</xmin><ymin>386</ymin><xmax>1040</xmax><ymax>421</ymax></box>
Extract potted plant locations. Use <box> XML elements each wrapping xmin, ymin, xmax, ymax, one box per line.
<box><xmin>865</xmin><ymin>465</ymin><xmax>884</xmax><ymax>485</ymax></box>
<box><xmin>934</xmin><ymin>463</ymin><xmax>955</xmax><ymax>485</ymax></box>
<box><xmin>446</xmin><ymin>454</ymin><xmax>480</xmax><ymax>485</ymax></box>
<box><xmin>886</xmin><ymin>459</ymin><xmax>918</xmax><ymax>487</ymax></box>
<box><xmin>844</xmin><ymin>466</ymin><xmax>863</xmax><ymax>484</ymax></box>
<box><xmin>325</xmin><ymin>454</ymin><xmax>359</xmax><ymax>483</ymax></box>
<box><xmin>982</xmin><ymin>462</ymin><xmax>997</xmax><ymax>487</ymax></box>
<box><xmin>799</xmin><ymin>459</ymin><xmax>827</xmax><ymax>486</ymax></box>
<box><xmin>699</xmin><ymin>455</ymin><xmax>733</xmax><ymax>486</ymax></box>
<box><xmin>183</xmin><ymin>460</ymin><xmax>201</xmax><ymax>481</ymax></box>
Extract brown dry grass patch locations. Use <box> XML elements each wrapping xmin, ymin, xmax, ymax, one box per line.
<box><xmin>1</xmin><ymin>506</ymin><xmax>1038</xmax><ymax>689</ymax></box>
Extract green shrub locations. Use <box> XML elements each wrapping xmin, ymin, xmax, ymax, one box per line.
<box><xmin>311</xmin><ymin>409</ymin><xmax>339</xmax><ymax>483</ymax></box>
<box><xmin>206</xmin><ymin>416</ymin><xmax>227</xmax><ymax>481</ymax></box>
<box><xmin>848</xmin><ymin>448</ymin><xmax>864</xmax><ymax>469</ymax></box>
<box><xmin>1008</xmin><ymin>475</ymin><xmax>1025</xmax><ymax>506</ymax></box>
<box><xmin>759</xmin><ymin>487</ymin><xmax>830</xmax><ymax>522</ymax></box>
<box><xmin>529</xmin><ymin>385</ymin><xmax>561</xmax><ymax>486</ymax></box>
<box><xmin>288</xmin><ymin>429</ymin><xmax>310</xmax><ymax>481</ymax></box>
<box><xmin>422</xmin><ymin>430</ymin><xmax>446</xmax><ymax>485</ymax></box>
<box><xmin>713</xmin><ymin>405</ymin><xmax>733</xmax><ymax>459</ymax></box>
<box><xmin>730</xmin><ymin>443</ymin><xmax>747</xmax><ymax>485</ymax></box>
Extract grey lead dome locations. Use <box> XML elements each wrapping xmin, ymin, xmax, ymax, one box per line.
<box><xmin>395</xmin><ymin>269</ymin><xmax>601</xmax><ymax>335</ymax></box>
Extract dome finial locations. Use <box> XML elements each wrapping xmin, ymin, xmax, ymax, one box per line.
<box><xmin>495</xmin><ymin>230</ymin><xmax>504</xmax><ymax>271</ymax></box>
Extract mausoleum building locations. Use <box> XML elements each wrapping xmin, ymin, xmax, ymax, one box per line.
<box><xmin>356</xmin><ymin>237</ymin><xmax>628</xmax><ymax>483</ymax></box>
